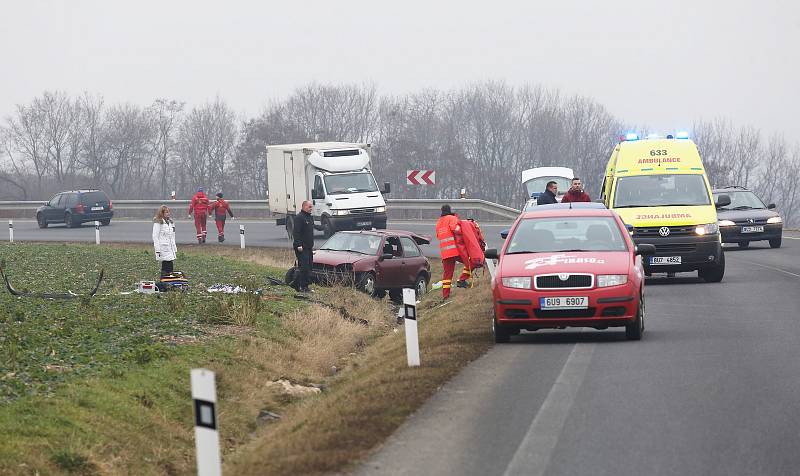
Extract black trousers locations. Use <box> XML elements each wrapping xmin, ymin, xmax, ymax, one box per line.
<box><xmin>294</xmin><ymin>248</ymin><xmax>313</xmax><ymax>290</ymax></box>
<box><xmin>161</xmin><ymin>260</ymin><xmax>174</xmax><ymax>276</ymax></box>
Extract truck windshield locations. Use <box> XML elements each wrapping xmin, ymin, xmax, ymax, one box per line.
<box><xmin>523</xmin><ymin>176</ymin><xmax>572</xmax><ymax>197</ymax></box>
<box><xmin>324</xmin><ymin>173</ymin><xmax>378</xmax><ymax>195</ymax></box>
<box><xmin>614</xmin><ymin>174</ymin><xmax>711</xmax><ymax>208</ymax></box>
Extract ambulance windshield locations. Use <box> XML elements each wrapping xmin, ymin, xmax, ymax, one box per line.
<box><xmin>524</xmin><ymin>176</ymin><xmax>572</xmax><ymax>197</ymax></box>
<box><xmin>324</xmin><ymin>173</ymin><xmax>378</xmax><ymax>195</ymax></box>
<box><xmin>614</xmin><ymin>174</ymin><xmax>710</xmax><ymax>208</ymax></box>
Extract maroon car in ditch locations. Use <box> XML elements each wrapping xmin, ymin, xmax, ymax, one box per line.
<box><xmin>289</xmin><ymin>230</ymin><xmax>431</xmax><ymax>301</ymax></box>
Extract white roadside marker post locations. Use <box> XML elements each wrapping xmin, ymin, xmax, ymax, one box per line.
<box><xmin>403</xmin><ymin>288</ymin><xmax>420</xmax><ymax>367</ymax></box>
<box><xmin>8</xmin><ymin>220</ymin><xmax>13</xmax><ymax>243</ymax></box>
<box><xmin>485</xmin><ymin>258</ymin><xmax>497</xmax><ymax>279</ymax></box>
<box><xmin>239</xmin><ymin>224</ymin><xmax>245</xmax><ymax>249</ymax></box>
<box><xmin>191</xmin><ymin>369</ymin><xmax>222</xmax><ymax>476</ymax></box>
<box><xmin>94</xmin><ymin>221</ymin><xmax>100</xmax><ymax>245</ymax></box>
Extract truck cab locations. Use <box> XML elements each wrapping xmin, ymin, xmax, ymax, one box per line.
<box><xmin>267</xmin><ymin>142</ymin><xmax>389</xmax><ymax>238</ymax></box>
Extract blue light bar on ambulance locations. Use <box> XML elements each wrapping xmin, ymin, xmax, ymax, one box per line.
<box><xmin>625</xmin><ymin>133</ymin><xmax>639</xmax><ymax>141</ymax></box>
<box><xmin>676</xmin><ymin>131</ymin><xmax>690</xmax><ymax>139</ymax></box>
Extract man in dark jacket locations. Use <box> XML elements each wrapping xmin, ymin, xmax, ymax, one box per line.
<box><xmin>561</xmin><ymin>177</ymin><xmax>592</xmax><ymax>203</ymax></box>
<box><xmin>537</xmin><ymin>181</ymin><xmax>559</xmax><ymax>205</ymax></box>
<box><xmin>293</xmin><ymin>200</ymin><xmax>316</xmax><ymax>292</ymax></box>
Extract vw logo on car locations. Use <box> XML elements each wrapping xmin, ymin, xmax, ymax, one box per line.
<box><xmin>658</xmin><ymin>226</ymin><xmax>670</xmax><ymax>237</ymax></box>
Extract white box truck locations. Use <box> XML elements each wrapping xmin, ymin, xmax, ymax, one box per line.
<box><xmin>267</xmin><ymin>142</ymin><xmax>390</xmax><ymax>238</ymax></box>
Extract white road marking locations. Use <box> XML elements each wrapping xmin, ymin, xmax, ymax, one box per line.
<box><xmin>735</xmin><ymin>259</ymin><xmax>800</xmax><ymax>279</ymax></box>
<box><xmin>782</xmin><ymin>236</ymin><xmax>800</xmax><ymax>240</ymax></box>
<box><xmin>503</xmin><ymin>342</ymin><xmax>596</xmax><ymax>476</ymax></box>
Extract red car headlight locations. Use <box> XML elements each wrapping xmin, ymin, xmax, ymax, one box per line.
<box><xmin>597</xmin><ymin>275</ymin><xmax>628</xmax><ymax>287</ymax></box>
<box><xmin>501</xmin><ymin>277</ymin><xmax>532</xmax><ymax>289</ymax></box>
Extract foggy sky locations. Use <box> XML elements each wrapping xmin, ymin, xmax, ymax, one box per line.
<box><xmin>2</xmin><ymin>0</ymin><xmax>799</xmax><ymax>143</ymax></box>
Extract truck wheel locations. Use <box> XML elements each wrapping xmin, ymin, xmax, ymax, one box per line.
<box><xmin>37</xmin><ymin>213</ymin><xmax>48</xmax><ymax>229</ymax></box>
<box><xmin>322</xmin><ymin>217</ymin><xmax>334</xmax><ymax>238</ymax></box>
<box><xmin>769</xmin><ymin>237</ymin><xmax>782</xmax><ymax>248</ymax></box>
<box><xmin>700</xmin><ymin>252</ymin><xmax>725</xmax><ymax>283</ymax></box>
<box><xmin>285</xmin><ymin>216</ymin><xmax>294</xmax><ymax>240</ymax></box>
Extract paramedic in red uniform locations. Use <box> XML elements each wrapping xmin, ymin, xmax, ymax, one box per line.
<box><xmin>560</xmin><ymin>177</ymin><xmax>592</xmax><ymax>203</ymax></box>
<box><xmin>208</xmin><ymin>192</ymin><xmax>235</xmax><ymax>242</ymax></box>
<box><xmin>188</xmin><ymin>187</ymin><xmax>210</xmax><ymax>243</ymax></box>
<box><xmin>436</xmin><ymin>204</ymin><xmax>469</xmax><ymax>299</ymax></box>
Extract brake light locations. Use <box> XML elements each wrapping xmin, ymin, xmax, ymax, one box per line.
<box><xmin>75</xmin><ymin>203</ymin><xmax>85</xmax><ymax>214</ymax></box>
<box><xmin>109</xmin><ymin>200</ymin><xmax>113</xmax><ymax>210</ymax></box>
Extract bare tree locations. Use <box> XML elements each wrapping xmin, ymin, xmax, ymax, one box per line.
<box><xmin>148</xmin><ymin>99</ymin><xmax>184</xmax><ymax>198</ymax></box>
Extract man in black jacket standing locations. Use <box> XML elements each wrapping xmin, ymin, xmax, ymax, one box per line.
<box><xmin>293</xmin><ymin>200</ymin><xmax>317</xmax><ymax>292</ymax></box>
<box><xmin>537</xmin><ymin>181</ymin><xmax>559</xmax><ymax>205</ymax></box>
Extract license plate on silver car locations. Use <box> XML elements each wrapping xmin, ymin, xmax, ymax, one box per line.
<box><xmin>741</xmin><ymin>225</ymin><xmax>764</xmax><ymax>233</ymax></box>
<box><xmin>539</xmin><ymin>296</ymin><xmax>588</xmax><ymax>310</ymax></box>
<box><xmin>650</xmin><ymin>256</ymin><xmax>681</xmax><ymax>265</ymax></box>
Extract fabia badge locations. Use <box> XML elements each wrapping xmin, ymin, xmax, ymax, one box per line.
<box><xmin>659</xmin><ymin>226</ymin><xmax>671</xmax><ymax>237</ymax></box>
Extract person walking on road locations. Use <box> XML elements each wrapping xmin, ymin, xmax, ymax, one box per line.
<box><xmin>152</xmin><ymin>205</ymin><xmax>177</xmax><ymax>276</ymax></box>
<box><xmin>208</xmin><ymin>192</ymin><xmax>235</xmax><ymax>242</ymax></box>
<box><xmin>188</xmin><ymin>187</ymin><xmax>210</xmax><ymax>244</ymax></box>
<box><xmin>436</xmin><ymin>204</ymin><xmax>469</xmax><ymax>299</ymax></box>
<box><xmin>292</xmin><ymin>200</ymin><xmax>317</xmax><ymax>293</ymax></box>
<box><xmin>537</xmin><ymin>181</ymin><xmax>559</xmax><ymax>205</ymax></box>
<box><xmin>560</xmin><ymin>177</ymin><xmax>591</xmax><ymax>203</ymax></box>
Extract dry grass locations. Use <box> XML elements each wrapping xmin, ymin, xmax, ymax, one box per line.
<box><xmin>225</xmin><ymin>268</ymin><xmax>494</xmax><ymax>475</ymax></box>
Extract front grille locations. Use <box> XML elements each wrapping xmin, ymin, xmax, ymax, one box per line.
<box><xmin>634</xmin><ymin>225</ymin><xmax>695</xmax><ymax>237</ymax></box>
<box><xmin>534</xmin><ymin>308</ymin><xmax>597</xmax><ymax>318</ymax></box>
<box><xmin>349</xmin><ymin>208</ymin><xmax>375</xmax><ymax>215</ymax></box>
<box><xmin>311</xmin><ymin>263</ymin><xmax>354</xmax><ymax>285</ymax></box>
<box><xmin>535</xmin><ymin>274</ymin><xmax>593</xmax><ymax>289</ymax></box>
<box><xmin>655</xmin><ymin>243</ymin><xmax>697</xmax><ymax>254</ymax></box>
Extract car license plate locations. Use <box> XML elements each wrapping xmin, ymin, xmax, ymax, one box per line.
<box><xmin>741</xmin><ymin>225</ymin><xmax>764</xmax><ymax>233</ymax></box>
<box><xmin>650</xmin><ymin>256</ymin><xmax>681</xmax><ymax>265</ymax></box>
<box><xmin>356</xmin><ymin>221</ymin><xmax>371</xmax><ymax>227</ymax></box>
<box><xmin>539</xmin><ymin>296</ymin><xmax>588</xmax><ymax>310</ymax></box>
<box><xmin>91</xmin><ymin>206</ymin><xmax>103</xmax><ymax>211</ymax></box>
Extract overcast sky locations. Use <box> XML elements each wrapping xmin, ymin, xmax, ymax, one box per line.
<box><xmin>2</xmin><ymin>0</ymin><xmax>799</xmax><ymax>143</ymax></box>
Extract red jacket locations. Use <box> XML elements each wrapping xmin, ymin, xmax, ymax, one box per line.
<box><xmin>561</xmin><ymin>189</ymin><xmax>591</xmax><ymax>203</ymax></box>
<box><xmin>209</xmin><ymin>198</ymin><xmax>234</xmax><ymax>218</ymax></box>
<box><xmin>188</xmin><ymin>192</ymin><xmax>210</xmax><ymax>214</ymax></box>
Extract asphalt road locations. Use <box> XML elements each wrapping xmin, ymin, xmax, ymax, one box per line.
<box><xmin>357</xmin><ymin>232</ymin><xmax>800</xmax><ymax>476</ymax></box>
<box><xmin>3</xmin><ymin>218</ymin><xmax>512</xmax><ymax>258</ymax></box>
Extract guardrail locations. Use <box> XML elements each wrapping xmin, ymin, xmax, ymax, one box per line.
<box><xmin>0</xmin><ymin>198</ymin><xmax>520</xmax><ymax>221</ymax></box>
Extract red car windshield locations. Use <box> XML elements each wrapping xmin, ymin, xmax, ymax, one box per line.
<box><xmin>319</xmin><ymin>233</ymin><xmax>382</xmax><ymax>255</ymax></box>
<box><xmin>506</xmin><ymin>216</ymin><xmax>628</xmax><ymax>254</ymax></box>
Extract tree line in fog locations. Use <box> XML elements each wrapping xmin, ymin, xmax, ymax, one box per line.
<box><xmin>1</xmin><ymin>83</ymin><xmax>798</xmax><ymax>224</ymax></box>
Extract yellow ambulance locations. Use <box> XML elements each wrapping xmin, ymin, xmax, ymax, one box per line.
<box><xmin>601</xmin><ymin>133</ymin><xmax>731</xmax><ymax>282</ymax></box>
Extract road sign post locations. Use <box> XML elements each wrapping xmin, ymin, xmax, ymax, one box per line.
<box><xmin>94</xmin><ymin>221</ymin><xmax>100</xmax><ymax>244</ymax></box>
<box><xmin>191</xmin><ymin>369</ymin><xmax>222</xmax><ymax>476</ymax></box>
<box><xmin>239</xmin><ymin>224</ymin><xmax>245</xmax><ymax>249</ymax></box>
<box><xmin>403</xmin><ymin>288</ymin><xmax>420</xmax><ymax>367</ymax></box>
<box><xmin>8</xmin><ymin>220</ymin><xmax>13</xmax><ymax>243</ymax></box>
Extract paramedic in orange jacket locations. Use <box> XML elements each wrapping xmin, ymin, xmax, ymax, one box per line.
<box><xmin>436</xmin><ymin>204</ymin><xmax>469</xmax><ymax>299</ymax></box>
<box><xmin>187</xmin><ymin>187</ymin><xmax>210</xmax><ymax>244</ymax></box>
<box><xmin>208</xmin><ymin>192</ymin><xmax>235</xmax><ymax>242</ymax></box>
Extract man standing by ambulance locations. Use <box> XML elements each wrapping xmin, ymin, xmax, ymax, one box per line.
<box><xmin>188</xmin><ymin>187</ymin><xmax>210</xmax><ymax>244</ymax></box>
<box><xmin>436</xmin><ymin>204</ymin><xmax>468</xmax><ymax>299</ymax></box>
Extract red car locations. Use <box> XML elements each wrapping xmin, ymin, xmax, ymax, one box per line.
<box><xmin>307</xmin><ymin>230</ymin><xmax>431</xmax><ymax>301</ymax></box>
<box><xmin>486</xmin><ymin>203</ymin><xmax>655</xmax><ymax>343</ymax></box>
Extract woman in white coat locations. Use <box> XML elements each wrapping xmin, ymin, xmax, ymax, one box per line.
<box><xmin>152</xmin><ymin>205</ymin><xmax>178</xmax><ymax>276</ymax></box>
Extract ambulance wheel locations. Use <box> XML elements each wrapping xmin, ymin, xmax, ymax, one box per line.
<box><xmin>37</xmin><ymin>213</ymin><xmax>48</xmax><ymax>228</ymax></box>
<box><xmin>322</xmin><ymin>217</ymin><xmax>334</xmax><ymax>238</ymax></box>
<box><xmin>626</xmin><ymin>293</ymin><xmax>644</xmax><ymax>341</ymax></box>
<box><xmin>492</xmin><ymin>313</ymin><xmax>511</xmax><ymax>343</ymax></box>
<box><xmin>700</xmin><ymin>253</ymin><xmax>725</xmax><ymax>283</ymax></box>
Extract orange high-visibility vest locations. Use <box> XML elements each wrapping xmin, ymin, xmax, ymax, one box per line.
<box><xmin>436</xmin><ymin>214</ymin><xmax>461</xmax><ymax>259</ymax></box>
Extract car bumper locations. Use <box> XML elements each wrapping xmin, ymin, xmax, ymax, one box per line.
<box><xmin>719</xmin><ymin>224</ymin><xmax>782</xmax><ymax>243</ymax></box>
<box><xmin>77</xmin><ymin>211</ymin><xmax>114</xmax><ymax>222</ymax></box>
<box><xmin>329</xmin><ymin>212</ymin><xmax>388</xmax><ymax>231</ymax></box>
<box><xmin>635</xmin><ymin>233</ymin><xmax>722</xmax><ymax>273</ymax></box>
<box><xmin>493</xmin><ymin>283</ymin><xmax>638</xmax><ymax>330</ymax></box>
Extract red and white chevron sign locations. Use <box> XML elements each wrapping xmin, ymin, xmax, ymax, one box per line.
<box><xmin>407</xmin><ymin>170</ymin><xmax>435</xmax><ymax>185</ymax></box>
